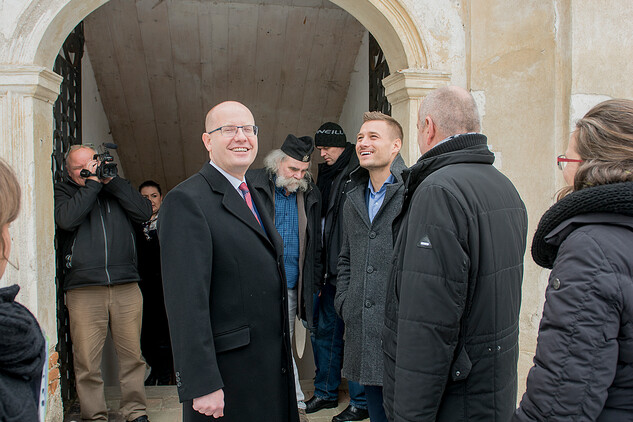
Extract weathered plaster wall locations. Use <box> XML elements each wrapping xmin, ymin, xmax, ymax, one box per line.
<box><xmin>468</xmin><ymin>0</ymin><xmax>566</xmax><ymax>395</ymax></box>
<box><xmin>570</xmin><ymin>1</ymin><xmax>633</xmax><ymax>127</ymax></box>
<box><xmin>572</xmin><ymin>0</ymin><xmax>633</xmax><ymax>99</ymax></box>
<box><xmin>339</xmin><ymin>30</ymin><xmax>369</xmax><ymax>142</ymax></box>
<box><xmin>82</xmin><ymin>47</ymin><xmax>126</xmax><ymax>178</ymax></box>
<box><xmin>401</xmin><ymin>0</ymin><xmax>466</xmax><ymax>86</ymax></box>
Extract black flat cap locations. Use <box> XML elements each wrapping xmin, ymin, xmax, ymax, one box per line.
<box><xmin>281</xmin><ymin>134</ymin><xmax>314</xmax><ymax>162</ymax></box>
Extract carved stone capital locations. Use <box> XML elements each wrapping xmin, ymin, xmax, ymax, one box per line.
<box><xmin>0</xmin><ymin>65</ymin><xmax>62</xmax><ymax>103</ymax></box>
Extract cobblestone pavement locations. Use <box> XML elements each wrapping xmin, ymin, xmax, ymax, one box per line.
<box><xmin>63</xmin><ymin>381</ymin><xmax>369</xmax><ymax>422</ymax></box>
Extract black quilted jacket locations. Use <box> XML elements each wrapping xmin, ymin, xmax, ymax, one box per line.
<box><xmin>382</xmin><ymin>133</ymin><xmax>528</xmax><ymax>421</ymax></box>
<box><xmin>514</xmin><ymin>181</ymin><xmax>633</xmax><ymax>421</ymax></box>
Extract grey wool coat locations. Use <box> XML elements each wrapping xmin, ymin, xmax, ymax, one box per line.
<box><xmin>334</xmin><ymin>154</ymin><xmax>406</xmax><ymax>385</ymax></box>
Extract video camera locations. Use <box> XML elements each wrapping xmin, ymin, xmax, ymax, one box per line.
<box><xmin>79</xmin><ymin>143</ymin><xmax>118</xmax><ymax>179</ymax></box>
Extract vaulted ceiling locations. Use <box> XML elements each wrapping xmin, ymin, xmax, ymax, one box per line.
<box><xmin>84</xmin><ymin>0</ymin><xmax>366</xmax><ymax>190</ymax></box>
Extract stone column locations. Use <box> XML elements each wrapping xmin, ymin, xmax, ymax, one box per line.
<box><xmin>0</xmin><ymin>64</ymin><xmax>63</xmax><ymax>419</ymax></box>
<box><xmin>383</xmin><ymin>69</ymin><xmax>451</xmax><ymax>165</ymax></box>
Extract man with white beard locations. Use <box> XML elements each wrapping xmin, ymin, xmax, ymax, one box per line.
<box><xmin>247</xmin><ymin>134</ymin><xmax>322</xmax><ymax>422</ymax></box>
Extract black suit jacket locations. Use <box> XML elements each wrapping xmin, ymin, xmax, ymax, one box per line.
<box><xmin>159</xmin><ymin>163</ymin><xmax>298</xmax><ymax>422</ymax></box>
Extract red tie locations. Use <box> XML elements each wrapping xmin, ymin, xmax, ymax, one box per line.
<box><xmin>239</xmin><ymin>182</ymin><xmax>262</xmax><ymax>226</ymax></box>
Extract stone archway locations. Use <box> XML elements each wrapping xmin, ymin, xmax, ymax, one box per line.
<box><xmin>0</xmin><ymin>1</ymin><xmax>463</xmax><ymax>419</ymax></box>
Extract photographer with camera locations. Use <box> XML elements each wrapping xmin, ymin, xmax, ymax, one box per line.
<box><xmin>55</xmin><ymin>144</ymin><xmax>152</xmax><ymax>422</ymax></box>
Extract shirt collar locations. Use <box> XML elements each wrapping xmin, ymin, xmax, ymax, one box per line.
<box><xmin>367</xmin><ymin>173</ymin><xmax>395</xmax><ymax>195</ymax></box>
<box><xmin>209</xmin><ymin>160</ymin><xmax>245</xmax><ymax>193</ymax></box>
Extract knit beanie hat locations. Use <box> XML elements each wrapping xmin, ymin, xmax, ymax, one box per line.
<box><xmin>315</xmin><ymin>122</ymin><xmax>346</xmax><ymax>147</ymax></box>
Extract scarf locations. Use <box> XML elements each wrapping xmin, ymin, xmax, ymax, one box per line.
<box><xmin>317</xmin><ymin>142</ymin><xmax>355</xmax><ymax>217</ymax></box>
<box><xmin>532</xmin><ymin>181</ymin><xmax>633</xmax><ymax>268</ymax></box>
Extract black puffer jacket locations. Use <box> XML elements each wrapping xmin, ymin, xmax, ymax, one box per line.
<box><xmin>382</xmin><ymin>134</ymin><xmax>528</xmax><ymax>422</ymax></box>
<box><xmin>514</xmin><ymin>182</ymin><xmax>633</xmax><ymax>421</ymax></box>
<box><xmin>0</xmin><ymin>285</ymin><xmax>45</xmax><ymax>422</ymax></box>
<box><xmin>55</xmin><ymin>177</ymin><xmax>152</xmax><ymax>290</ymax></box>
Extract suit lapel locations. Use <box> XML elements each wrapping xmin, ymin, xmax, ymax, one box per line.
<box><xmin>249</xmin><ymin>182</ymin><xmax>284</xmax><ymax>255</ymax></box>
<box><xmin>347</xmin><ymin>184</ymin><xmax>371</xmax><ymax>228</ymax></box>
<box><xmin>199</xmin><ymin>164</ymin><xmax>271</xmax><ymax>245</ymax></box>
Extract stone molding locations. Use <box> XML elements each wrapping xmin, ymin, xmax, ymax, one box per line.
<box><xmin>383</xmin><ymin>69</ymin><xmax>452</xmax><ymax>105</ymax></box>
<box><xmin>0</xmin><ymin>65</ymin><xmax>62</xmax><ymax>103</ymax></box>
<box><xmin>331</xmin><ymin>0</ymin><xmax>427</xmax><ymax>70</ymax></box>
<box><xmin>382</xmin><ymin>69</ymin><xmax>451</xmax><ymax>164</ymax></box>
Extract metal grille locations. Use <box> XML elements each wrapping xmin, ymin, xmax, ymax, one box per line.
<box><xmin>369</xmin><ymin>33</ymin><xmax>391</xmax><ymax>115</ymax></box>
<box><xmin>52</xmin><ymin>21</ymin><xmax>84</xmax><ymax>411</ymax></box>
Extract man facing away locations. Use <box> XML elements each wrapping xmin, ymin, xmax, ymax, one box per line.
<box><xmin>335</xmin><ymin>112</ymin><xmax>407</xmax><ymax>422</ymax></box>
<box><xmin>306</xmin><ymin>122</ymin><xmax>369</xmax><ymax>422</ymax></box>
<box><xmin>158</xmin><ymin>101</ymin><xmax>299</xmax><ymax>422</ymax></box>
<box><xmin>247</xmin><ymin>134</ymin><xmax>323</xmax><ymax>422</ymax></box>
<box><xmin>382</xmin><ymin>86</ymin><xmax>528</xmax><ymax>422</ymax></box>
<box><xmin>54</xmin><ymin>145</ymin><xmax>152</xmax><ymax>422</ymax></box>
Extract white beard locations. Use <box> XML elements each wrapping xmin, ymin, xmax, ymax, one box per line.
<box><xmin>276</xmin><ymin>174</ymin><xmax>308</xmax><ymax>193</ymax></box>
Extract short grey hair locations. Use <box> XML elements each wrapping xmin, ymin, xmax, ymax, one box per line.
<box><xmin>65</xmin><ymin>144</ymin><xmax>96</xmax><ymax>168</ymax></box>
<box><xmin>419</xmin><ymin>86</ymin><xmax>481</xmax><ymax>136</ymax></box>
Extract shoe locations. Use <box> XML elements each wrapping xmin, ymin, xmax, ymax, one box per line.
<box><xmin>298</xmin><ymin>408</ymin><xmax>310</xmax><ymax>422</ymax></box>
<box><xmin>305</xmin><ymin>395</ymin><xmax>338</xmax><ymax>414</ymax></box>
<box><xmin>130</xmin><ymin>416</ymin><xmax>149</xmax><ymax>422</ymax></box>
<box><xmin>332</xmin><ymin>404</ymin><xmax>369</xmax><ymax>422</ymax></box>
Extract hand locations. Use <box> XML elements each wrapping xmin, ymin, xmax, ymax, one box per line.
<box><xmin>85</xmin><ymin>159</ymin><xmax>100</xmax><ymax>183</ymax></box>
<box><xmin>192</xmin><ymin>389</ymin><xmax>224</xmax><ymax>418</ymax></box>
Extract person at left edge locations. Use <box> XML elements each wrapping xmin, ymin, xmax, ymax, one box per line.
<box><xmin>55</xmin><ymin>145</ymin><xmax>152</xmax><ymax>422</ymax></box>
<box><xmin>158</xmin><ymin>101</ymin><xmax>299</xmax><ymax>422</ymax></box>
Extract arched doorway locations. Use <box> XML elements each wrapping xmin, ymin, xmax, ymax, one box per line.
<box><xmin>0</xmin><ymin>0</ymin><xmax>463</xmax><ymax>418</ymax></box>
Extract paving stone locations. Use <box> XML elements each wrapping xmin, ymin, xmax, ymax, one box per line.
<box><xmin>65</xmin><ymin>382</ymin><xmax>368</xmax><ymax>421</ymax></box>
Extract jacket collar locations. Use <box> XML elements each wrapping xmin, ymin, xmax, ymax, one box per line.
<box><xmin>199</xmin><ymin>163</ymin><xmax>282</xmax><ymax>253</ymax></box>
<box><xmin>532</xmin><ymin>181</ymin><xmax>633</xmax><ymax>268</ymax></box>
<box><xmin>404</xmin><ymin>133</ymin><xmax>493</xmax><ymax>193</ymax></box>
<box><xmin>346</xmin><ymin>154</ymin><xmax>406</xmax><ymax>227</ymax></box>
<box><xmin>349</xmin><ymin>153</ymin><xmax>407</xmax><ymax>186</ymax></box>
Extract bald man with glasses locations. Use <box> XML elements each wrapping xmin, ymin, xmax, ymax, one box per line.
<box><xmin>159</xmin><ymin>101</ymin><xmax>299</xmax><ymax>422</ymax></box>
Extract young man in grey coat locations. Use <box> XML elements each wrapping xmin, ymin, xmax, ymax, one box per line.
<box><xmin>335</xmin><ymin>111</ymin><xmax>407</xmax><ymax>422</ymax></box>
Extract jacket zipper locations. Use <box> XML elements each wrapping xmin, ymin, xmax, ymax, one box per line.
<box><xmin>130</xmin><ymin>232</ymin><xmax>137</xmax><ymax>265</ymax></box>
<box><xmin>68</xmin><ymin>237</ymin><xmax>77</xmax><ymax>268</ymax></box>
<box><xmin>97</xmin><ymin>198</ymin><xmax>111</xmax><ymax>284</ymax></box>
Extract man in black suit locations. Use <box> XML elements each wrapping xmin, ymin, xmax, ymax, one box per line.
<box><xmin>159</xmin><ymin>101</ymin><xmax>299</xmax><ymax>422</ymax></box>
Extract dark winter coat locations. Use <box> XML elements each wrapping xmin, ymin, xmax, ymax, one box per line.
<box><xmin>247</xmin><ymin>167</ymin><xmax>323</xmax><ymax>331</ymax></box>
<box><xmin>382</xmin><ymin>133</ymin><xmax>528</xmax><ymax>422</ymax></box>
<box><xmin>54</xmin><ymin>177</ymin><xmax>152</xmax><ymax>290</ymax></box>
<box><xmin>0</xmin><ymin>285</ymin><xmax>45</xmax><ymax>422</ymax></box>
<box><xmin>514</xmin><ymin>181</ymin><xmax>633</xmax><ymax>421</ymax></box>
<box><xmin>319</xmin><ymin>151</ymin><xmax>359</xmax><ymax>286</ymax></box>
<box><xmin>159</xmin><ymin>163</ymin><xmax>299</xmax><ymax>422</ymax></box>
<box><xmin>334</xmin><ymin>154</ymin><xmax>406</xmax><ymax>386</ymax></box>
<box><xmin>134</xmin><ymin>217</ymin><xmax>173</xmax><ymax>379</ymax></box>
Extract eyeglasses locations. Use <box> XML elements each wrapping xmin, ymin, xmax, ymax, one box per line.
<box><xmin>557</xmin><ymin>155</ymin><xmax>583</xmax><ymax>170</ymax></box>
<box><xmin>208</xmin><ymin>125</ymin><xmax>258</xmax><ymax>138</ymax></box>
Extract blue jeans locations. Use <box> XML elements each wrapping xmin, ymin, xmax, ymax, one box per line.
<box><xmin>363</xmin><ymin>385</ymin><xmax>388</xmax><ymax>422</ymax></box>
<box><xmin>311</xmin><ymin>282</ymin><xmax>366</xmax><ymax>408</ymax></box>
